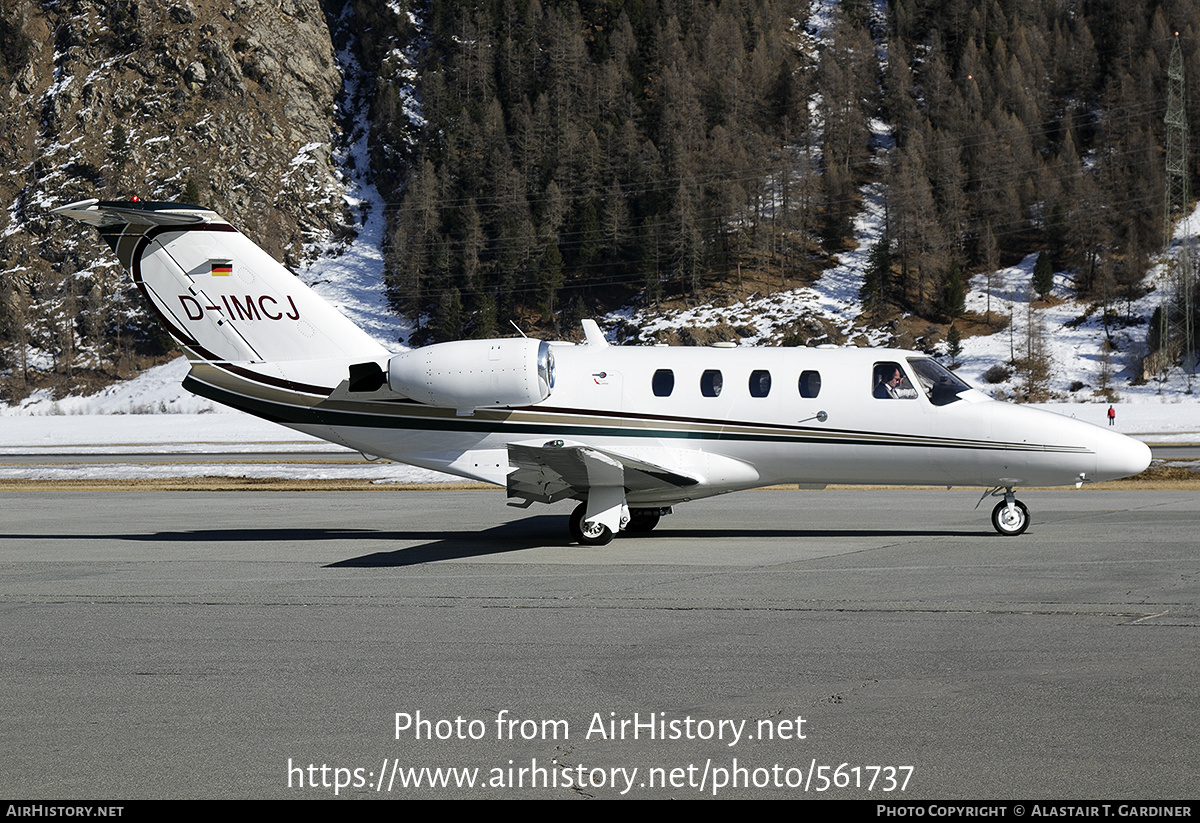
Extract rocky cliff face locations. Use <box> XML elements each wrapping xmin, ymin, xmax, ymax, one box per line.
<box><xmin>0</xmin><ymin>0</ymin><xmax>371</xmax><ymax>397</ymax></box>
<box><xmin>5</xmin><ymin>0</ymin><xmax>350</xmax><ymax>259</ymax></box>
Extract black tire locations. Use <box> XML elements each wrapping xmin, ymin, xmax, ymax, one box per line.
<box><xmin>579</xmin><ymin>522</ymin><xmax>614</xmax><ymax>545</ymax></box>
<box><xmin>569</xmin><ymin>502</ymin><xmax>586</xmax><ymax>543</ymax></box>
<box><xmin>626</xmin><ymin>509</ymin><xmax>661</xmax><ymax>533</ymax></box>
<box><xmin>570</xmin><ymin>502</ymin><xmax>614</xmax><ymax>545</ymax></box>
<box><xmin>991</xmin><ymin>499</ymin><xmax>1030</xmax><ymax>536</ymax></box>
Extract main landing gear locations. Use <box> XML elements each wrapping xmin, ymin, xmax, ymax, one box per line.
<box><xmin>987</xmin><ymin>488</ymin><xmax>1030</xmax><ymax>536</ymax></box>
<box><xmin>626</xmin><ymin>509</ymin><xmax>662</xmax><ymax>532</ymax></box>
<box><xmin>569</xmin><ymin>502</ymin><xmax>613</xmax><ymax>545</ymax></box>
<box><xmin>569</xmin><ymin>502</ymin><xmax>667</xmax><ymax>545</ymax></box>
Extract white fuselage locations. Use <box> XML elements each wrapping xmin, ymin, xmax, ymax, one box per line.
<box><xmin>259</xmin><ymin>343</ymin><xmax>1151</xmax><ymax>505</ymax></box>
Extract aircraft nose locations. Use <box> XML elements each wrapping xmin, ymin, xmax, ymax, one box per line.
<box><xmin>1093</xmin><ymin>431</ymin><xmax>1152</xmax><ymax>482</ymax></box>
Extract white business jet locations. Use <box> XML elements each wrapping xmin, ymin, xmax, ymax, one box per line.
<box><xmin>54</xmin><ymin>199</ymin><xmax>1152</xmax><ymax>542</ymax></box>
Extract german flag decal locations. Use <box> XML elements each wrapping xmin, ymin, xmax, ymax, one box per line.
<box><xmin>210</xmin><ymin>260</ymin><xmax>232</xmax><ymax>276</ymax></box>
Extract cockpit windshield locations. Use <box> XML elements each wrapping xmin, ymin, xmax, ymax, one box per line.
<box><xmin>906</xmin><ymin>358</ymin><xmax>972</xmax><ymax>406</ymax></box>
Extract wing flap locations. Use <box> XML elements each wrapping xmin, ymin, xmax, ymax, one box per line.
<box><xmin>506</xmin><ymin>442</ymin><xmax>699</xmax><ymax>504</ymax></box>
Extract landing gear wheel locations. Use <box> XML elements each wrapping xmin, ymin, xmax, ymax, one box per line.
<box><xmin>570</xmin><ymin>502</ymin><xmax>614</xmax><ymax>546</ymax></box>
<box><xmin>626</xmin><ymin>509</ymin><xmax>661</xmax><ymax>533</ymax></box>
<box><xmin>569</xmin><ymin>502</ymin><xmax>585</xmax><ymax>543</ymax></box>
<box><xmin>991</xmin><ymin>499</ymin><xmax>1030</xmax><ymax>536</ymax></box>
<box><xmin>579</xmin><ymin>521</ymin><xmax>614</xmax><ymax>546</ymax></box>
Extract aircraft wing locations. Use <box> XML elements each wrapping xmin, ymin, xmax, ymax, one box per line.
<box><xmin>506</xmin><ymin>442</ymin><xmax>700</xmax><ymax>505</ymax></box>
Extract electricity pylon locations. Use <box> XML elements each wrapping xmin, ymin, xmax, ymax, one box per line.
<box><xmin>1160</xmin><ymin>33</ymin><xmax>1195</xmax><ymax>391</ymax></box>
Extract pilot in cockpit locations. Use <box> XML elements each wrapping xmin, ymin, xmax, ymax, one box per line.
<box><xmin>873</xmin><ymin>363</ymin><xmax>914</xmax><ymax>399</ymax></box>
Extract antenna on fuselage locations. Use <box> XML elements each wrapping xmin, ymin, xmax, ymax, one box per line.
<box><xmin>509</xmin><ymin>320</ymin><xmax>528</xmax><ymax>338</ymax></box>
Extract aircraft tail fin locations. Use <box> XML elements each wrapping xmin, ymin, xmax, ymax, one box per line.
<box><xmin>53</xmin><ymin>198</ymin><xmax>389</xmax><ymax>365</ymax></box>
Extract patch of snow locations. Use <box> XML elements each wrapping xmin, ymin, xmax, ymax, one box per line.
<box><xmin>291</xmin><ymin>8</ymin><xmax>414</xmax><ymax>351</ymax></box>
<box><xmin>288</xmin><ymin>142</ymin><xmax>325</xmax><ymax>167</ymax></box>
<box><xmin>0</xmin><ymin>358</ymin><xmax>221</xmax><ymax>417</ymax></box>
<box><xmin>953</xmin><ymin>201</ymin><xmax>1200</xmax><ymax>401</ymax></box>
<box><xmin>608</xmin><ymin>181</ymin><xmax>889</xmax><ymax>347</ymax></box>
<box><xmin>0</xmin><ymin>458</ymin><xmax>457</xmax><ymax>484</ymax></box>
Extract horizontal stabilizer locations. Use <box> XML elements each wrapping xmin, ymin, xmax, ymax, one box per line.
<box><xmin>53</xmin><ymin>199</ymin><xmax>208</xmax><ymax>227</ymax></box>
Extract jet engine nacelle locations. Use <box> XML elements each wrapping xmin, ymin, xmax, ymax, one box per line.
<box><xmin>387</xmin><ymin>338</ymin><xmax>555</xmax><ymax>413</ymax></box>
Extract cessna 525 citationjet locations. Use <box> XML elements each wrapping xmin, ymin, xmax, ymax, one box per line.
<box><xmin>55</xmin><ymin>198</ymin><xmax>1151</xmax><ymax>543</ymax></box>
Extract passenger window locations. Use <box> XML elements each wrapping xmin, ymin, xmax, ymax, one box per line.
<box><xmin>872</xmin><ymin>362</ymin><xmax>916</xmax><ymax>399</ymax></box>
<box><xmin>749</xmin><ymin>370</ymin><xmax>771</xmax><ymax>398</ymax></box>
<box><xmin>700</xmin><ymin>370</ymin><xmax>723</xmax><ymax>397</ymax></box>
<box><xmin>798</xmin><ymin>370</ymin><xmax>821</xmax><ymax>398</ymax></box>
<box><xmin>652</xmin><ymin>369</ymin><xmax>674</xmax><ymax>397</ymax></box>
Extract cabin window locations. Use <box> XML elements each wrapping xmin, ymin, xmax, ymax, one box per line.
<box><xmin>700</xmin><ymin>369</ymin><xmax>723</xmax><ymax>397</ymax></box>
<box><xmin>872</xmin><ymin>362</ymin><xmax>916</xmax><ymax>399</ymax></box>
<box><xmin>749</xmin><ymin>370</ymin><xmax>771</xmax><ymax>398</ymax></box>
<box><xmin>798</xmin><ymin>370</ymin><xmax>821</xmax><ymax>398</ymax></box>
<box><xmin>906</xmin><ymin>357</ymin><xmax>971</xmax><ymax>406</ymax></box>
<box><xmin>652</xmin><ymin>369</ymin><xmax>674</xmax><ymax>397</ymax></box>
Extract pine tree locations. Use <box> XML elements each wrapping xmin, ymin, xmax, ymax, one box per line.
<box><xmin>183</xmin><ymin>177</ymin><xmax>202</xmax><ymax>207</ymax></box>
<box><xmin>472</xmin><ymin>293</ymin><xmax>498</xmax><ymax>339</ymax></box>
<box><xmin>536</xmin><ymin>241</ymin><xmax>564</xmax><ymax>328</ymax></box>
<box><xmin>435</xmin><ymin>288</ymin><xmax>464</xmax><ymax>342</ymax></box>
<box><xmin>941</xmin><ymin>264</ymin><xmax>966</xmax><ymax>319</ymax></box>
<box><xmin>1097</xmin><ymin>337</ymin><xmax>1117</xmax><ymax>401</ymax></box>
<box><xmin>1018</xmin><ymin>285</ymin><xmax>1053</xmax><ymax>401</ymax></box>
<box><xmin>1033</xmin><ymin>251</ymin><xmax>1054</xmax><ymax>299</ymax></box>
<box><xmin>946</xmin><ymin>323</ymin><xmax>963</xmax><ymax>368</ymax></box>
<box><xmin>860</xmin><ymin>238</ymin><xmax>891</xmax><ymax>321</ymax></box>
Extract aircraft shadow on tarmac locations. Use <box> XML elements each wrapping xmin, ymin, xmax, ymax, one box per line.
<box><xmin>63</xmin><ymin>518</ymin><xmax>983</xmax><ymax>567</ymax></box>
<box><xmin>332</xmin><ymin>525</ymin><xmax>983</xmax><ymax>566</ymax></box>
<box><xmin>4</xmin><ymin>520</ymin><xmax>984</xmax><ymax>567</ymax></box>
<box><xmin>111</xmin><ymin>518</ymin><xmax>568</xmax><ymax>565</ymax></box>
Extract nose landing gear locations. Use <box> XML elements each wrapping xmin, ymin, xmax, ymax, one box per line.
<box><xmin>988</xmin><ymin>488</ymin><xmax>1030</xmax><ymax>536</ymax></box>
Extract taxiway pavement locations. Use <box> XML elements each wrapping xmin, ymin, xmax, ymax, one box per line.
<box><xmin>2</xmin><ymin>488</ymin><xmax>1197</xmax><ymax>798</ymax></box>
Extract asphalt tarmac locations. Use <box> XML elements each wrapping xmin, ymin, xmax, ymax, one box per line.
<box><xmin>2</xmin><ymin>488</ymin><xmax>1197</xmax><ymax>799</ymax></box>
